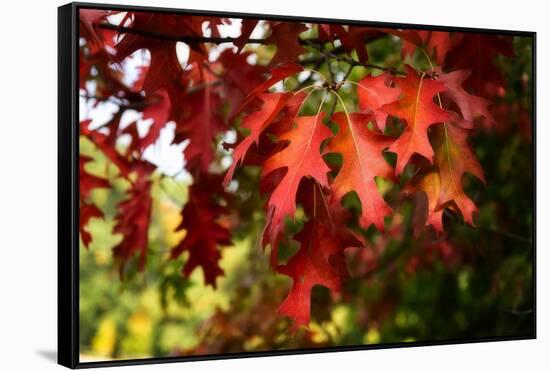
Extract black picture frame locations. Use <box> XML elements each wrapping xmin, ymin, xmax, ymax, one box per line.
<box><xmin>58</xmin><ymin>2</ymin><xmax>537</xmax><ymax>368</ymax></box>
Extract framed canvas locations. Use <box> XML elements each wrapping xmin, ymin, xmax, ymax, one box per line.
<box><xmin>58</xmin><ymin>2</ymin><xmax>536</xmax><ymax>368</ymax></box>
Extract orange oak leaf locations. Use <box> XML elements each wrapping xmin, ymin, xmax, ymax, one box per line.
<box><xmin>381</xmin><ymin>65</ymin><xmax>455</xmax><ymax>174</ymax></box>
<box><xmin>326</xmin><ymin>112</ymin><xmax>394</xmax><ymax>231</ymax></box>
<box><xmin>404</xmin><ymin>170</ymin><xmax>445</xmax><ymax>235</ymax></box>
<box><xmin>405</xmin><ymin>124</ymin><xmax>485</xmax><ymax>233</ymax></box>
<box><xmin>431</xmin><ymin>124</ymin><xmax>486</xmax><ymax>226</ymax></box>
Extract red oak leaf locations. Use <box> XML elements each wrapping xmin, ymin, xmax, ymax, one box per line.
<box><xmin>79</xmin><ymin>155</ymin><xmax>109</xmax><ymax>248</ymax></box>
<box><xmin>318</xmin><ymin>24</ymin><xmax>347</xmax><ymax>43</ymax></box>
<box><xmin>198</xmin><ymin>16</ymin><xmax>231</xmax><ymax>38</ymax></box>
<box><xmin>327</xmin><ymin>112</ymin><xmax>394</xmax><ymax>231</ymax></box>
<box><xmin>277</xmin><ymin>180</ymin><xmax>365</xmax><ymax>329</ymax></box>
<box><xmin>171</xmin><ymin>176</ymin><xmax>232</xmax><ymax>287</ymax></box>
<box><xmin>319</xmin><ymin>25</ymin><xmax>384</xmax><ymax>61</ymax></box>
<box><xmin>173</xmin><ymin>86</ymin><xmax>226</xmax><ymax>173</ymax></box>
<box><xmin>218</xmin><ymin>49</ymin><xmax>269</xmax><ymax>119</ymax></box>
<box><xmin>113</xmin><ymin>161</ymin><xmax>154</xmax><ymax>272</ymax></box>
<box><xmin>265</xmin><ymin>22</ymin><xmax>308</xmax><ymax>66</ymax></box>
<box><xmin>439</xmin><ymin>70</ymin><xmax>495</xmax><ymax>127</ymax></box>
<box><xmin>237</xmin><ymin>62</ymin><xmax>303</xmax><ymax>114</ymax></box>
<box><xmin>277</xmin><ymin>220</ymin><xmax>343</xmax><ymax>330</ymax></box>
<box><xmin>261</xmin><ymin>110</ymin><xmax>332</xmax><ymax>246</ymax></box>
<box><xmin>400</xmin><ymin>30</ymin><xmax>452</xmax><ymax>66</ymax></box>
<box><xmin>445</xmin><ymin>34</ymin><xmax>514</xmax><ymax>97</ymax></box>
<box><xmin>139</xmin><ymin>89</ymin><xmax>172</xmax><ymax>151</ymax></box>
<box><xmin>426</xmin><ymin>31</ymin><xmax>453</xmax><ymax>66</ymax></box>
<box><xmin>79</xmin><ymin>9</ymin><xmax>111</xmax><ymax>54</ymax></box>
<box><xmin>219</xmin><ymin>49</ymin><xmax>269</xmax><ymax>95</ymax></box>
<box><xmin>234</xmin><ymin>19</ymin><xmax>259</xmax><ymax>51</ymax></box>
<box><xmin>381</xmin><ymin>65</ymin><xmax>455</xmax><ymax>174</ymax></box>
<box><xmin>340</xmin><ymin>26</ymin><xmax>377</xmax><ymax>62</ymax></box>
<box><xmin>231</xmin><ymin>90</ymin><xmax>314</xmax><ymax>191</ymax></box>
<box><xmin>392</xmin><ymin>29</ymin><xmax>424</xmax><ymax>45</ymax></box>
<box><xmin>121</xmin><ymin>121</ymin><xmax>141</xmax><ymax>156</ymax></box>
<box><xmin>81</xmin><ymin>119</ymin><xmax>131</xmax><ymax>177</ymax></box>
<box><xmin>80</xmin><ymin>203</ymin><xmax>103</xmax><ymax>248</ymax></box>
<box><xmin>298</xmin><ymin>179</ymin><xmax>364</xmax><ymax>249</ymax></box>
<box><xmin>224</xmin><ymin>92</ymin><xmax>293</xmax><ymax>183</ymax></box>
<box><xmin>79</xmin><ymin>47</ymin><xmax>135</xmax><ymax>98</ymax></box>
<box><xmin>113</xmin><ymin>13</ymin><xmax>189</xmax><ymax>98</ymax></box>
<box><xmin>357</xmin><ymin>72</ymin><xmax>401</xmax><ymax>130</ymax></box>
<box><xmin>79</xmin><ymin>155</ymin><xmax>110</xmax><ymax>200</ymax></box>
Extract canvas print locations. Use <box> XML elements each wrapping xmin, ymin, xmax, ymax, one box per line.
<box><xmin>77</xmin><ymin>6</ymin><xmax>534</xmax><ymax>363</ymax></box>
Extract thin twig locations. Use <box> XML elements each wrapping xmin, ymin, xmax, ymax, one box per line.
<box><xmin>478</xmin><ymin>226</ymin><xmax>533</xmax><ymax>244</ymax></box>
<box><xmin>303</xmin><ymin>39</ymin><xmax>405</xmax><ymax>76</ymax></box>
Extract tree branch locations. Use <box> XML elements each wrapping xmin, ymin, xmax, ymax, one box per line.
<box><xmin>302</xmin><ymin>39</ymin><xmax>405</xmax><ymax>76</ymax></box>
<box><xmin>97</xmin><ymin>23</ymin><xmax>400</xmax><ymax>76</ymax></box>
<box><xmin>98</xmin><ymin>23</ymin><xmax>385</xmax><ymax>55</ymax></box>
<box><xmin>99</xmin><ymin>23</ymin><xmax>302</xmax><ymax>46</ymax></box>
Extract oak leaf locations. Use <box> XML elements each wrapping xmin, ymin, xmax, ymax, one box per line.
<box><xmin>113</xmin><ymin>162</ymin><xmax>155</xmax><ymax>272</ymax></box>
<box><xmin>357</xmin><ymin>73</ymin><xmax>401</xmax><ymax>130</ymax></box>
<box><xmin>326</xmin><ymin>112</ymin><xmax>394</xmax><ymax>231</ymax></box>
<box><xmin>431</xmin><ymin>124</ymin><xmax>486</xmax><ymax>226</ymax></box>
<box><xmin>171</xmin><ymin>176</ymin><xmax>232</xmax><ymax>287</ymax></box>
<box><xmin>262</xmin><ymin>109</ymin><xmax>332</xmax><ymax>246</ymax></box>
<box><xmin>381</xmin><ymin>65</ymin><xmax>455</xmax><ymax>174</ymax></box>
<box><xmin>439</xmin><ymin>70</ymin><xmax>495</xmax><ymax>127</ymax></box>
<box><xmin>265</xmin><ymin>22</ymin><xmax>308</xmax><ymax>66</ymax></box>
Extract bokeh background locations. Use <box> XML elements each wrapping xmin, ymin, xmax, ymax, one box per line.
<box><xmin>78</xmin><ymin>12</ymin><xmax>533</xmax><ymax>361</ymax></box>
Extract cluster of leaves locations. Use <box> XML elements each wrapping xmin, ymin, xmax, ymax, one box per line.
<box><xmin>78</xmin><ymin>9</ymin><xmax>531</xmax><ymax>333</ymax></box>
